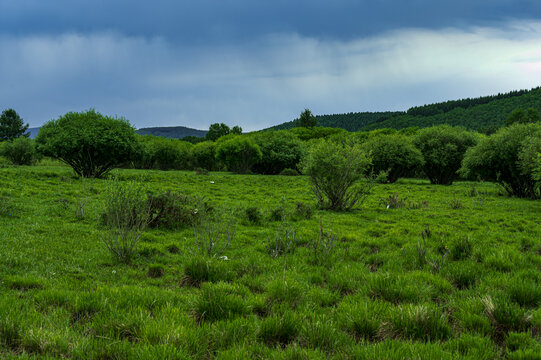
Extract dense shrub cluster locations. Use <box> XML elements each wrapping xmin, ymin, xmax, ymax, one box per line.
<box><xmin>0</xmin><ymin>137</ymin><xmax>39</xmax><ymax>165</ymax></box>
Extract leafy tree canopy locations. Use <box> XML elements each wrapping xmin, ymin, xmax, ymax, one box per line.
<box><xmin>0</xmin><ymin>109</ymin><xmax>29</xmax><ymax>141</ymax></box>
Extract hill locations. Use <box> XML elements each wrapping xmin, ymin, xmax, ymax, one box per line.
<box><xmin>136</xmin><ymin>126</ymin><xmax>207</xmax><ymax>138</ymax></box>
<box><xmin>268</xmin><ymin>87</ymin><xmax>541</xmax><ymax>133</ymax></box>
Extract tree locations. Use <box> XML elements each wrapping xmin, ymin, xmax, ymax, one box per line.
<box><xmin>504</xmin><ymin>108</ymin><xmax>540</xmax><ymax>127</ymax></box>
<box><xmin>206</xmin><ymin>123</ymin><xmax>231</xmax><ymax>141</ymax></box>
<box><xmin>215</xmin><ymin>136</ymin><xmax>262</xmax><ymax>173</ymax></box>
<box><xmin>361</xmin><ymin>133</ymin><xmax>423</xmax><ymax>183</ymax></box>
<box><xmin>297</xmin><ymin>109</ymin><xmax>317</xmax><ymax>128</ymax></box>
<box><xmin>0</xmin><ymin>137</ymin><xmax>38</xmax><ymax>165</ymax></box>
<box><xmin>302</xmin><ymin>140</ymin><xmax>372</xmax><ymax>210</ymax></box>
<box><xmin>252</xmin><ymin>131</ymin><xmax>305</xmax><ymax>174</ymax></box>
<box><xmin>460</xmin><ymin>123</ymin><xmax>541</xmax><ymax>199</ymax></box>
<box><xmin>414</xmin><ymin>125</ymin><xmax>480</xmax><ymax>185</ymax></box>
<box><xmin>0</xmin><ymin>109</ymin><xmax>29</xmax><ymax>141</ymax></box>
<box><xmin>35</xmin><ymin>109</ymin><xmax>139</xmax><ymax>178</ymax></box>
<box><xmin>191</xmin><ymin>141</ymin><xmax>218</xmax><ymax>171</ymax></box>
<box><xmin>231</xmin><ymin>126</ymin><xmax>243</xmax><ymax>135</ymax></box>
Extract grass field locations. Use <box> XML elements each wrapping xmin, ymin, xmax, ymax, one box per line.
<box><xmin>1</xmin><ymin>165</ymin><xmax>540</xmax><ymax>359</ymax></box>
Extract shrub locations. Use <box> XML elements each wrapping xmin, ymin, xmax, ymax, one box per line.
<box><xmin>147</xmin><ymin>191</ymin><xmax>199</xmax><ymax>229</ymax></box>
<box><xmin>279</xmin><ymin>168</ymin><xmax>299</xmax><ymax>176</ymax></box>
<box><xmin>0</xmin><ymin>137</ymin><xmax>38</xmax><ymax>165</ymax></box>
<box><xmin>35</xmin><ymin>109</ymin><xmax>139</xmax><ymax>178</ymax></box>
<box><xmin>302</xmin><ymin>140</ymin><xmax>372</xmax><ymax>210</ymax></box>
<box><xmin>101</xmin><ymin>179</ymin><xmax>150</xmax><ymax>264</ymax></box>
<box><xmin>414</xmin><ymin>125</ymin><xmax>480</xmax><ymax>185</ymax></box>
<box><xmin>252</xmin><ymin>131</ymin><xmax>305</xmax><ymax>174</ymax></box>
<box><xmin>151</xmin><ymin>138</ymin><xmax>192</xmax><ymax>170</ymax></box>
<box><xmin>215</xmin><ymin>136</ymin><xmax>262</xmax><ymax>174</ymax></box>
<box><xmin>191</xmin><ymin>141</ymin><xmax>218</xmax><ymax>170</ymax></box>
<box><xmin>192</xmin><ymin>208</ymin><xmax>235</xmax><ymax>257</ymax></box>
<box><xmin>194</xmin><ymin>167</ymin><xmax>209</xmax><ymax>175</ymax></box>
<box><xmin>245</xmin><ymin>206</ymin><xmax>263</xmax><ymax>224</ymax></box>
<box><xmin>147</xmin><ymin>265</ymin><xmax>164</xmax><ymax>278</ymax></box>
<box><xmin>361</xmin><ymin>134</ymin><xmax>423</xmax><ymax>183</ymax></box>
<box><xmin>460</xmin><ymin>123</ymin><xmax>541</xmax><ymax>198</ymax></box>
<box><xmin>311</xmin><ymin>222</ymin><xmax>337</xmax><ymax>266</ymax></box>
<box><xmin>294</xmin><ymin>202</ymin><xmax>314</xmax><ymax>220</ymax></box>
<box><xmin>266</xmin><ymin>224</ymin><xmax>299</xmax><ymax>258</ymax></box>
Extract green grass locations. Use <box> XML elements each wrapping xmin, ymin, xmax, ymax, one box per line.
<box><xmin>1</xmin><ymin>164</ymin><xmax>541</xmax><ymax>358</ymax></box>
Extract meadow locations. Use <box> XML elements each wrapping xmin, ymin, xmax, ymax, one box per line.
<box><xmin>0</xmin><ymin>164</ymin><xmax>540</xmax><ymax>359</ymax></box>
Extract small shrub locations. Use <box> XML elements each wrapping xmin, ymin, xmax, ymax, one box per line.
<box><xmin>101</xmin><ymin>179</ymin><xmax>151</xmax><ymax>264</ymax></box>
<box><xmin>147</xmin><ymin>191</ymin><xmax>200</xmax><ymax>229</ymax></box>
<box><xmin>194</xmin><ymin>167</ymin><xmax>209</xmax><ymax>175</ymax></box>
<box><xmin>448</xmin><ymin>197</ymin><xmax>463</xmax><ymax>209</ymax></box>
<box><xmin>266</xmin><ymin>224</ymin><xmax>299</xmax><ymax>258</ymax></box>
<box><xmin>0</xmin><ymin>137</ymin><xmax>38</xmax><ymax>165</ymax></box>
<box><xmin>257</xmin><ymin>312</ymin><xmax>300</xmax><ymax>346</ymax></box>
<box><xmin>294</xmin><ymin>202</ymin><xmax>314</xmax><ymax>220</ymax></box>
<box><xmin>302</xmin><ymin>140</ymin><xmax>372</xmax><ymax>210</ymax></box>
<box><xmin>245</xmin><ymin>206</ymin><xmax>263</xmax><ymax>225</ymax></box>
<box><xmin>269</xmin><ymin>207</ymin><xmax>285</xmax><ymax>222</ymax></box>
<box><xmin>311</xmin><ymin>222</ymin><xmax>337</xmax><ymax>266</ymax></box>
<box><xmin>279</xmin><ymin>168</ymin><xmax>299</xmax><ymax>176</ymax></box>
<box><xmin>380</xmin><ymin>193</ymin><xmax>407</xmax><ymax>209</ymax></box>
<box><xmin>192</xmin><ymin>208</ymin><xmax>235</xmax><ymax>257</ymax></box>
<box><xmin>147</xmin><ymin>265</ymin><xmax>164</xmax><ymax>278</ymax></box>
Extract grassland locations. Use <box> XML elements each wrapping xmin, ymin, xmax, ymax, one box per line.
<box><xmin>1</xmin><ymin>164</ymin><xmax>540</xmax><ymax>359</ymax></box>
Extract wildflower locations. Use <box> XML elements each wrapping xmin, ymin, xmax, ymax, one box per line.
<box><xmin>210</xmin><ymin>181</ymin><xmax>215</xmax><ymax>184</ymax></box>
<box><xmin>112</xmin><ymin>270</ymin><xmax>116</xmax><ymax>274</ymax></box>
<box><xmin>219</xmin><ymin>255</ymin><xmax>229</xmax><ymax>261</ymax></box>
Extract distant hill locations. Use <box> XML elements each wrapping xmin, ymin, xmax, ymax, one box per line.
<box><xmin>136</xmin><ymin>126</ymin><xmax>207</xmax><ymax>139</ymax></box>
<box><xmin>267</xmin><ymin>87</ymin><xmax>541</xmax><ymax>133</ymax></box>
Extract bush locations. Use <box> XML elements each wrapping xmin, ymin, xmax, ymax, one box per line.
<box><xmin>279</xmin><ymin>168</ymin><xmax>299</xmax><ymax>176</ymax></box>
<box><xmin>361</xmin><ymin>134</ymin><xmax>423</xmax><ymax>183</ymax></box>
<box><xmin>147</xmin><ymin>191</ymin><xmax>199</xmax><ymax>229</ymax></box>
<box><xmin>152</xmin><ymin>138</ymin><xmax>192</xmax><ymax>170</ymax></box>
<box><xmin>0</xmin><ymin>137</ymin><xmax>38</xmax><ymax>165</ymax></box>
<box><xmin>191</xmin><ymin>141</ymin><xmax>218</xmax><ymax>170</ymax></box>
<box><xmin>35</xmin><ymin>109</ymin><xmax>139</xmax><ymax>178</ymax></box>
<box><xmin>101</xmin><ymin>179</ymin><xmax>150</xmax><ymax>263</ymax></box>
<box><xmin>414</xmin><ymin>125</ymin><xmax>480</xmax><ymax>185</ymax></box>
<box><xmin>302</xmin><ymin>140</ymin><xmax>372</xmax><ymax>210</ymax></box>
<box><xmin>252</xmin><ymin>131</ymin><xmax>305</xmax><ymax>174</ymax></box>
<box><xmin>460</xmin><ymin>123</ymin><xmax>541</xmax><ymax>198</ymax></box>
<box><xmin>244</xmin><ymin>206</ymin><xmax>263</xmax><ymax>225</ymax></box>
<box><xmin>215</xmin><ymin>136</ymin><xmax>262</xmax><ymax>174</ymax></box>
<box><xmin>294</xmin><ymin>202</ymin><xmax>314</xmax><ymax>219</ymax></box>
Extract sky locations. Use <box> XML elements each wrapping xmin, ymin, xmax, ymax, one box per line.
<box><xmin>2</xmin><ymin>1</ymin><xmax>541</xmax><ymax>131</ymax></box>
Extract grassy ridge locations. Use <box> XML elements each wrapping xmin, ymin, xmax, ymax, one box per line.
<box><xmin>1</xmin><ymin>166</ymin><xmax>541</xmax><ymax>358</ymax></box>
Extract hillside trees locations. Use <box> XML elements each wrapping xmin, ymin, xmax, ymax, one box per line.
<box><xmin>0</xmin><ymin>137</ymin><xmax>38</xmax><ymax>165</ymax></box>
<box><xmin>252</xmin><ymin>131</ymin><xmax>305</xmax><ymax>174</ymax></box>
<box><xmin>0</xmin><ymin>109</ymin><xmax>29</xmax><ymax>141</ymax></box>
<box><xmin>216</xmin><ymin>136</ymin><xmax>262</xmax><ymax>173</ymax></box>
<box><xmin>504</xmin><ymin>108</ymin><xmax>541</xmax><ymax>126</ymax></box>
<box><xmin>297</xmin><ymin>109</ymin><xmax>317</xmax><ymax>128</ymax></box>
<box><xmin>414</xmin><ymin>125</ymin><xmax>480</xmax><ymax>185</ymax></box>
<box><xmin>36</xmin><ymin>109</ymin><xmax>139</xmax><ymax>178</ymax></box>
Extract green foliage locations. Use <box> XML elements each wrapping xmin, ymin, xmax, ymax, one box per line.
<box><xmin>193</xmin><ymin>283</ymin><xmax>248</xmax><ymax>322</ymax></box>
<box><xmin>101</xmin><ymin>179</ymin><xmax>150</xmax><ymax>263</ymax></box>
<box><xmin>192</xmin><ymin>208</ymin><xmax>235</xmax><ymax>257</ymax></box>
<box><xmin>191</xmin><ymin>141</ymin><xmax>218</xmax><ymax>170</ymax></box>
<box><xmin>266</xmin><ymin>224</ymin><xmax>299</xmax><ymax>258</ymax></box>
<box><xmin>414</xmin><ymin>125</ymin><xmax>480</xmax><ymax>185</ymax></box>
<box><xmin>297</xmin><ymin>108</ymin><xmax>317</xmax><ymax>128</ymax></box>
<box><xmin>244</xmin><ymin>206</ymin><xmax>263</xmax><ymax>224</ymax></box>
<box><xmin>0</xmin><ymin>137</ymin><xmax>38</xmax><ymax>165</ymax></box>
<box><xmin>258</xmin><ymin>312</ymin><xmax>300</xmax><ymax>346</ymax></box>
<box><xmin>215</xmin><ymin>136</ymin><xmax>262</xmax><ymax>174</ymax></box>
<box><xmin>381</xmin><ymin>304</ymin><xmax>451</xmax><ymax>342</ymax></box>
<box><xmin>361</xmin><ymin>134</ymin><xmax>423</xmax><ymax>183</ymax></box>
<box><xmin>252</xmin><ymin>131</ymin><xmax>305</xmax><ymax>174</ymax></box>
<box><xmin>280</xmin><ymin>168</ymin><xmax>299</xmax><ymax>176</ymax></box>
<box><xmin>132</xmin><ymin>135</ymin><xmax>192</xmax><ymax>170</ymax></box>
<box><xmin>147</xmin><ymin>191</ymin><xmax>199</xmax><ymax>229</ymax></box>
<box><xmin>35</xmin><ymin>109</ymin><xmax>138</xmax><ymax>178</ymax></box>
<box><xmin>504</xmin><ymin>107</ymin><xmax>541</xmax><ymax>126</ymax></box>
<box><xmin>206</xmin><ymin>123</ymin><xmax>231</xmax><ymax>141</ymax></box>
<box><xmin>302</xmin><ymin>140</ymin><xmax>372</xmax><ymax>210</ymax></box>
<box><xmin>461</xmin><ymin>123</ymin><xmax>541</xmax><ymax>198</ymax></box>
<box><xmin>0</xmin><ymin>108</ymin><xmax>29</xmax><ymax>141</ymax></box>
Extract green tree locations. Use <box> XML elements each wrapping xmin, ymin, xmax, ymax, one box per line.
<box><xmin>206</xmin><ymin>123</ymin><xmax>231</xmax><ymax>141</ymax></box>
<box><xmin>231</xmin><ymin>126</ymin><xmax>243</xmax><ymax>135</ymax></box>
<box><xmin>361</xmin><ymin>133</ymin><xmax>423</xmax><ymax>183</ymax></box>
<box><xmin>414</xmin><ymin>125</ymin><xmax>480</xmax><ymax>185</ymax></box>
<box><xmin>35</xmin><ymin>109</ymin><xmax>139</xmax><ymax>178</ymax></box>
<box><xmin>297</xmin><ymin>109</ymin><xmax>317</xmax><ymax>128</ymax></box>
<box><xmin>302</xmin><ymin>140</ymin><xmax>372</xmax><ymax>210</ymax></box>
<box><xmin>192</xmin><ymin>141</ymin><xmax>218</xmax><ymax>171</ymax></box>
<box><xmin>252</xmin><ymin>131</ymin><xmax>305</xmax><ymax>174</ymax></box>
<box><xmin>0</xmin><ymin>137</ymin><xmax>38</xmax><ymax>165</ymax></box>
<box><xmin>0</xmin><ymin>109</ymin><xmax>29</xmax><ymax>141</ymax></box>
<box><xmin>460</xmin><ymin>123</ymin><xmax>541</xmax><ymax>199</ymax></box>
<box><xmin>215</xmin><ymin>136</ymin><xmax>262</xmax><ymax>174</ymax></box>
<box><xmin>504</xmin><ymin>108</ymin><xmax>540</xmax><ymax>127</ymax></box>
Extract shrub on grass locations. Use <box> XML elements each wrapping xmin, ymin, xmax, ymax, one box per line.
<box><xmin>280</xmin><ymin>168</ymin><xmax>299</xmax><ymax>176</ymax></box>
<box><xmin>191</xmin><ymin>141</ymin><xmax>218</xmax><ymax>170</ymax></box>
<box><xmin>35</xmin><ymin>109</ymin><xmax>139</xmax><ymax>178</ymax></box>
<box><xmin>252</xmin><ymin>131</ymin><xmax>305</xmax><ymax>174</ymax></box>
<box><xmin>266</xmin><ymin>224</ymin><xmax>299</xmax><ymax>258</ymax></box>
<box><xmin>294</xmin><ymin>202</ymin><xmax>314</xmax><ymax>220</ymax></box>
<box><xmin>414</xmin><ymin>125</ymin><xmax>479</xmax><ymax>185</ymax></box>
<box><xmin>215</xmin><ymin>136</ymin><xmax>262</xmax><ymax>174</ymax></box>
<box><xmin>244</xmin><ymin>206</ymin><xmax>263</xmax><ymax>225</ymax></box>
<box><xmin>101</xmin><ymin>179</ymin><xmax>151</xmax><ymax>264</ymax></box>
<box><xmin>0</xmin><ymin>137</ymin><xmax>38</xmax><ymax>165</ymax></box>
<box><xmin>147</xmin><ymin>265</ymin><xmax>164</xmax><ymax>278</ymax></box>
<box><xmin>361</xmin><ymin>133</ymin><xmax>424</xmax><ymax>183</ymax></box>
<box><xmin>302</xmin><ymin>140</ymin><xmax>372</xmax><ymax>210</ymax></box>
<box><xmin>192</xmin><ymin>207</ymin><xmax>235</xmax><ymax>257</ymax></box>
<box><xmin>147</xmin><ymin>191</ymin><xmax>199</xmax><ymax>229</ymax></box>
<box><xmin>460</xmin><ymin>123</ymin><xmax>541</xmax><ymax>198</ymax></box>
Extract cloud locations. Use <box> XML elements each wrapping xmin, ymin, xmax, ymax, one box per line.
<box><xmin>2</xmin><ymin>21</ymin><xmax>541</xmax><ymax>130</ymax></box>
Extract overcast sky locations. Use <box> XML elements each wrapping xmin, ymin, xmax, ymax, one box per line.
<box><xmin>2</xmin><ymin>1</ymin><xmax>541</xmax><ymax>131</ymax></box>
